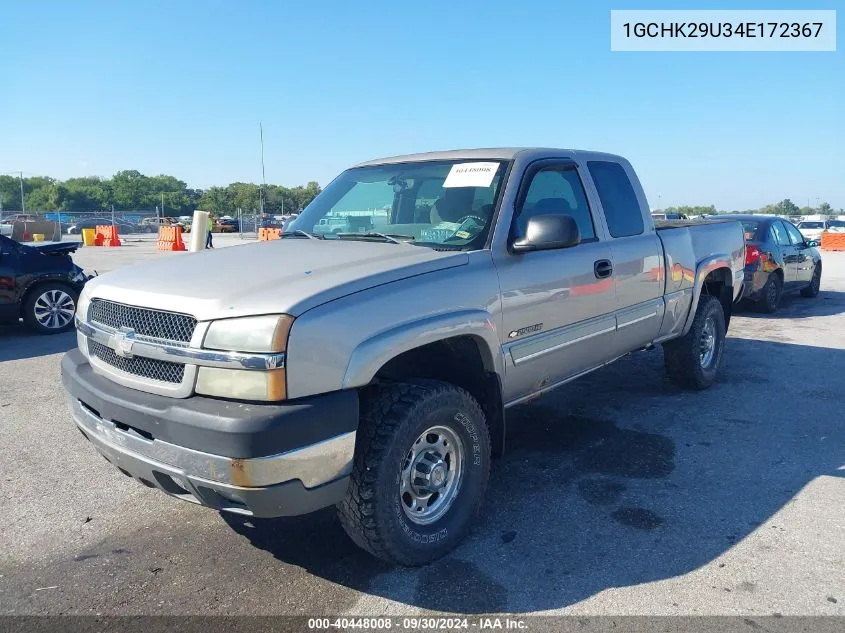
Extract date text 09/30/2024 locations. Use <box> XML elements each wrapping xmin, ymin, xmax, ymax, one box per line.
<box><xmin>307</xmin><ymin>617</ymin><xmax>528</xmax><ymax>630</ymax></box>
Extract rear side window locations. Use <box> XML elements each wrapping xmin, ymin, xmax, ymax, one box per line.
<box><xmin>587</xmin><ymin>161</ymin><xmax>644</xmax><ymax>238</ymax></box>
<box><xmin>740</xmin><ymin>221</ymin><xmax>760</xmax><ymax>241</ymax></box>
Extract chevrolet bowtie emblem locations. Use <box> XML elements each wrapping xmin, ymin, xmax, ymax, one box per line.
<box><xmin>110</xmin><ymin>326</ymin><xmax>136</xmax><ymax>358</ymax></box>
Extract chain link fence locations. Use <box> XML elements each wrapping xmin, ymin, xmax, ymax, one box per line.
<box><xmin>1</xmin><ymin>209</ymin><xmax>304</xmax><ymax>241</ymax></box>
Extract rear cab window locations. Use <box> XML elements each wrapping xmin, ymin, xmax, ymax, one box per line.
<box><xmin>587</xmin><ymin>161</ymin><xmax>644</xmax><ymax>238</ymax></box>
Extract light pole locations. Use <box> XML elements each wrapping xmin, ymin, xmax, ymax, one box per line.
<box><xmin>152</xmin><ymin>191</ymin><xmax>181</xmax><ymax>220</ymax></box>
<box><xmin>1</xmin><ymin>170</ymin><xmax>27</xmax><ymax>215</ymax></box>
<box><xmin>259</xmin><ymin>122</ymin><xmax>266</xmax><ymax>218</ymax></box>
<box><xmin>19</xmin><ymin>171</ymin><xmax>25</xmax><ymax>214</ymax></box>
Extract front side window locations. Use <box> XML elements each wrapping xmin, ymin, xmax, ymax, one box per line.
<box><xmin>514</xmin><ymin>166</ymin><xmax>596</xmax><ymax>241</ymax></box>
<box><xmin>784</xmin><ymin>222</ymin><xmax>806</xmax><ymax>245</ymax></box>
<box><xmin>771</xmin><ymin>221</ymin><xmax>791</xmax><ymax>246</ymax></box>
<box><xmin>797</xmin><ymin>221</ymin><xmax>824</xmax><ymax>229</ymax></box>
<box><xmin>289</xmin><ymin>160</ymin><xmax>506</xmax><ymax>249</ymax></box>
<box><xmin>587</xmin><ymin>161</ymin><xmax>644</xmax><ymax>238</ymax></box>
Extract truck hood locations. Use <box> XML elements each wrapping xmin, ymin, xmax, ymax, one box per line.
<box><xmin>84</xmin><ymin>239</ymin><xmax>468</xmax><ymax>320</ymax></box>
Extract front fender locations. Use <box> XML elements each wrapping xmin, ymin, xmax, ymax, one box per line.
<box><xmin>342</xmin><ymin>309</ymin><xmax>504</xmax><ymax>390</ymax></box>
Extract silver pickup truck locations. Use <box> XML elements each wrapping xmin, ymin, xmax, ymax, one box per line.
<box><xmin>62</xmin><ymin>148</ymin><xmax>745</xmax><ymax>565</ymax></box>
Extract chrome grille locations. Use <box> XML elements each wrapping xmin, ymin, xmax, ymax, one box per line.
<box><xmin>88</xmin><ymin>340</ymin><xmax>185</xmax><ymax>384</ymax></box>
<box><xmin>89</xmin><ymin>299</ymin><xmax>196</xmax><ymax>343</ymax></box>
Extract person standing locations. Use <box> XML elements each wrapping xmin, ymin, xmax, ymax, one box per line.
<box><xmin>206</xmin><ymin>214</ymin><xmax>214</xmax><ymax>249</ymax></box>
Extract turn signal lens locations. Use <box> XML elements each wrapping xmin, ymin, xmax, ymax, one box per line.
<box><xmin>196</xmin><ymin>367</ymin><xmax>286</xmax><ymax>401</ymax></box>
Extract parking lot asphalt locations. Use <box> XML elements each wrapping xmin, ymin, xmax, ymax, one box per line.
<box><xmin>1</xmin><ymin>237</ymin><xmax>843</xmax><ymax>616</ymax></box>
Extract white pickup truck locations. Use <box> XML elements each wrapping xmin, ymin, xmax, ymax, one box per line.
<box><xmin>62</xmin><ymin>148</ymin><xmax>745</xmax><ymax>565</ymax></box>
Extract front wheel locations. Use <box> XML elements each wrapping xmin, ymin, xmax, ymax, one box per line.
<box><xmin>337</xmin><ymin>380</ymin><xmax>491</xmax><ymax>566</ymax></box>
<box><xmin>800</xmin><ymin>264</ymin><xmax>821</xmax><ymax>298</ymax></box>
<box><xmin>23</xmin><ymin>284</ymin><xmax>79</xmax><ymax>334</ymax></box>
<box><xmin>663</xmin><ymin>294</ymin><xmax>727</xmax><ymax>390</ymax></box>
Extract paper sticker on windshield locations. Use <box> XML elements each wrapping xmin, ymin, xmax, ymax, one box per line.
<box><xmin>442</xmin><ymin>162</ymin><xmax>499</xmax><ymax>188</ymax></box>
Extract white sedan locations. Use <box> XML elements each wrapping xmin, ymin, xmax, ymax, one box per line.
<box><xmin>796</xmin><ymin>221</ymin><xmax>826</xmax><ymax>242</ymax></box>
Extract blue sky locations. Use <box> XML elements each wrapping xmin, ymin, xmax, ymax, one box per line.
<box><xmin>2</xmin><ymin>0</ymin><xmax>843</xmax><ymax>210</ymax></box>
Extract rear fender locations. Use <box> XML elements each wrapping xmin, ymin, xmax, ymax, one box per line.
<box><xmin>681</xmin><ymin>255</ymin><xmax>735</xmax><ymax>336</ymax></box>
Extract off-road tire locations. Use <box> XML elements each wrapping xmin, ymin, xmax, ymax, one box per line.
<box><xmin>337</xmin><ymin>380</ymin><xmax>491</xmax><ymax>566</ymax></box>
<box><xmin>663</xmin><ymin>294</ymin><xmax>726</xmax><ymax>390</ymax></box>
<box><xmin>758</xmin><ymin>272</ymin><xmax>783</xmax><ymax>313</ymax></box>
<box><xmin>800</xmin><ymin>264</ymin><xmax>821</xmax><ymax>298</ymax></box>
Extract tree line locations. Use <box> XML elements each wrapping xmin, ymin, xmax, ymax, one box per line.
<box><xmin>2</xmin><ymin>173</ymin><xmax>840</xmax><ymax>220</ymax></box>
<box><xmin>656</xmin><ymin>200</ymin><xmax>841</xmax><ymax>217</ymax></box>
<box><xmin>0</xmin><ymin>171</ymin><xmax>322</xmax><ymax>217</ymax></box>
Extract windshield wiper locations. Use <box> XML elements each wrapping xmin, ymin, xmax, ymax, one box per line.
<box><xmin>410</xmin><ymin>241</ymin><xmax>466</xmax><ymax>250</ymax></box>
<box><xmin>280</xmin><ymin>230</ymin><xmax>324</xmax><ymax>240</ymax></box>
<box><xmin>335</xmin><ymin>232</ymin><xmax>415</xmax><ymax>244</ymax></box>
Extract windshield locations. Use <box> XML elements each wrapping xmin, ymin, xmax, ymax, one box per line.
<box><xmin>288</xmin><ymin>160</ymin><xmax>507</xmax><ymax>248</ymax></box>
<box><xmin>798</xmin><ymin>222</ymin><xmax>824</xmax><ymax>229</ymax></box>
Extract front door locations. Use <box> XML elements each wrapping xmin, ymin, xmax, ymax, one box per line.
<box><xmin>783</xmin><ymin>221</ymin><xmax>815</xmax><ymax>285</ymax></box>
<box><xmin>771</xmin><ymin>221</ymin><xmax>797</xmax><ymax>287</ymax></box>
<box><xmin>494</xmin><ymin>161</ymin><xmax>617</xmax><ymax>404</ymax></box>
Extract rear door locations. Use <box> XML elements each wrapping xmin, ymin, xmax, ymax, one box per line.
<box><xmin>495</xmin><ymin>160</ymin><xmax>617</xmax><ymax>403</ymax></box>
<box><xmin>783</xmin><ymin>221</ymin><xmax>815</xmax><ymax>285</ymax></box>
<box><xmin>585</xmin><ymin>160</ymin><xmax>664</xmax><ymax>355</ymax></box>
<box><xmin>771</xmin><ymin>221</ymin><xmax>797</xmax><ymax>287</ymax></box>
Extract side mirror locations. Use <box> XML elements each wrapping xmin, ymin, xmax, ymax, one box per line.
<box><xmin>806</xmin><ymin>240</ymin><xmax>819</xmax><ymax>248</ymax></box>
<box><xmin>511</xmin><ymin>214</ymin><xmax>581</xmax><ymax>253</ymax></box>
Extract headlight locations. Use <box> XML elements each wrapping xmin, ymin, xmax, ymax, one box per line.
<box><xmin>198</xmin><ymin>315</ymin><xmax>293</xmax><ymax>401</ymax></box>
<box><xmin>196</xmin><ymin>367</ymin><xmax>286</xmax><ymax>401</ymax></box>
<box><xmin>76</xmin><ymin>287</ymin><xmax>91</xmax><ymax>323</ymax></box>
<box><xmin>203</xmin><ymin>314</ymin><xmax>293</xmax><ymax>353</ymax></box>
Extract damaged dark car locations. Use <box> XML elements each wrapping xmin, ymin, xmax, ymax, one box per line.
<box><xmin>0</xmin><ymin>235</ymin><xmax>93</xmax><ymax>334</ymax></box>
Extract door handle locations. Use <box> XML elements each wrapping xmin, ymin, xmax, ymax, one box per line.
<box><xmin>594</xmin><ymin>259</ymin><xmax>613</xmax><ymax>279</ymax></box>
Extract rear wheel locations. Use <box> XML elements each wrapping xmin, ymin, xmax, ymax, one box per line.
<box><xmin>758</xmin><ymin>272</ymin><xmax>783</xmax><ymax>313</ymax></box>
<box><xmin>23</xmin><ymin>284</ymin><xmax>79</xmax><ymax>334</ymax></box>
<box><xmin>800</xmin><ymin>264</ymin><xmax>821</xmax><ymax>298</ymax></box>
<box><xmin>338</xmin><ymin>380</ymin><xmax>491</xmax><ymax>566</ymax></box>
<box><xmin>663</xmin><ymin>294</ymin><xmax>726</xmax><ymax>390</ymax></box>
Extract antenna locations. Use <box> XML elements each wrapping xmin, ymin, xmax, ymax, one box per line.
<box><xmin>259</xmin><ymin>122</ymin><xmax>266</xmax><ymax>216</ymax></box>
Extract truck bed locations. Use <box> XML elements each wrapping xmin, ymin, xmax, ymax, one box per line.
<box><xmin>654</xmin><ymin>218</ymin><xmax>739</xmax><ymax>230</ymax></box>
<box><xmin>654</xmin><ymin>217</ymin><xmax>745</xmax><ymax>305</ymax></box>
